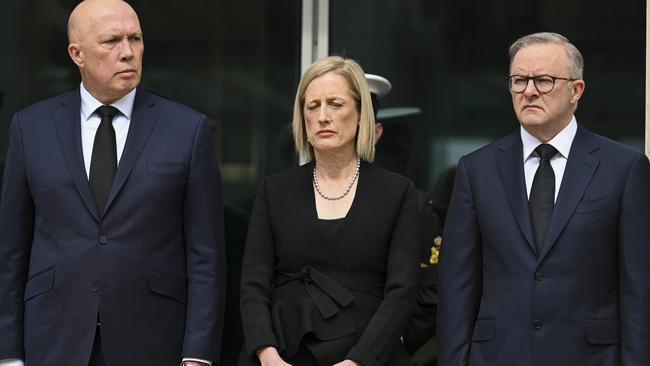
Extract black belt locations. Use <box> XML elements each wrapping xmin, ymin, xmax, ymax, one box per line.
<box><xmin>275</xmin><ymin>267</ymin><xmax>384</xmax><ymax>319</ymax></box>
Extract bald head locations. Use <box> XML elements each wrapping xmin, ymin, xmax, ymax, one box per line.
<box><xmin>68</xmin><ymin>0</ymin><xmax>139</xmax><ymax>43</ymax></box>
<box><xmin>67</xmin><ymin>0</ymin><xmax>144</xmax><ymax>104</ymax></box>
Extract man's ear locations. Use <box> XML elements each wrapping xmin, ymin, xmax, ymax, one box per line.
<box><xmin>570</xmin><ymin>79</ymin><xmax>585</xmax><ymax>104</ymax></box>
<box><xmin>68</xmin><ymin>43</ymin><xmax>84</xmax><ymax>67</ymax></box>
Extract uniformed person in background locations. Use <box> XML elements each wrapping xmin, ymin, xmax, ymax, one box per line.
<box><xmin>366</xmin><ymin>74</ymin><xmax>444</xmax><ymax>366</ymax></box>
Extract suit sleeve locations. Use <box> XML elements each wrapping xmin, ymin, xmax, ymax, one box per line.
<box><xmin>618</xmin><ymin>153</ymin><xmax>650</xmax><ymax>365</ymax></box>
<box><xmin>437</xmin><ymin>157</ymin><xmax>482</xmax><ymax>366</ymax></box>
<box><xmin>346</xmin><ymin>180</ymin><xmax>420</xmax><ymax>366</ymax></box>
<box><xmin>181</xmin><ymin>116</ymin><xmax>226</xmax><ymax>362</ymax></box>
<box><xmin>239</xmin><ymin>180</ymin><xmax>279</xmax><ymax>356</ymax></box>
<box><xmin>0</xmin><ymin>115</ymin><xmax>34</xmax><ymax>359</ymax></box>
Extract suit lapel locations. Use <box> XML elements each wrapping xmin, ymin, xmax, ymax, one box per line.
<box><xmin>538</xmin><ymin>126</ymin><xmax>600</xmax><ymax>260</ymax></box>
<box><xmin>54</xmin><ymin>90</ymin><xmax>100</xmax><ymax>222</ymax></box>
<box><xmin>496</xmin><ymin>134</ymin><xmax>536</xmax><ymax>254</ymax></box>
<box><xmin>104</xmin><ymin>88</ymin><xmax>158</xmax><ymax>213</ymax></box>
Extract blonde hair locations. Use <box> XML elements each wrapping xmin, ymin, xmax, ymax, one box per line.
<box><xmin>292</xmin><ymin>56</ymin><xmax>375</xmax><ymax>163</ymax></box>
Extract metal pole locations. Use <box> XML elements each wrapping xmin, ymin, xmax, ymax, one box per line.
<box><xmin>301</xmin><ymin>0</ymin><xmax>329</xmax><ymax>74</ymax></box>
<box><xmin>646</xmin><ymin>0</ymin><xmax>650</xmax><ymax>157</ymax></box>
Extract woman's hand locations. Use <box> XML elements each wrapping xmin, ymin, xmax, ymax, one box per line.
<box><xmin>256</xmin><ymin>346</ymin><xmax>293</xmax><ymax>366</ymax></box>
<box><xmin>332</xmin><ymin>360</ymin><xmax>361</xmax><ymax>366</ymax></box>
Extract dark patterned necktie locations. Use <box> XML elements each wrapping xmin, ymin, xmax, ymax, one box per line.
<box><xmin>529</xmin><ymin>143</ymin><xmax>558</xmax><ymax>254</ymax></box>
<box><xmin>89</xmin><ymin>105</ymin><xmax>119</xmax><ymax>216</ymax></box>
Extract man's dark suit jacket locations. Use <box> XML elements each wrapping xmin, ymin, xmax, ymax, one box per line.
<box><xmin>0</xmin><ymin>87</ymin><xmax>226</xmax><ymax>365</ymax></box>
<box><xmin>239</xmin><ymin>162</ymin><xmax>420</xmax><ymax>366</ymax></box>
<box><xmin>438</xmin><ymin>125</ymin><xmax>650</xmax><ymax>366</ymax></box>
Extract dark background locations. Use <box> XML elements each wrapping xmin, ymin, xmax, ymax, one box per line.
<box><xmin>331</xmin><ymin>0</ymin><xmax>645</xmax><ymax>190</ymax></box>
<box><xmin>0</xmin><ymin>0</ymin><xmax>644</xmax><ymax>204</ymax></box>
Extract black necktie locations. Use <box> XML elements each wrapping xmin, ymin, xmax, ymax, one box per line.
<box><xmin>529</xmin><ymin>143</ymin><xmax>558</xmax><ymax>254</ymax></box>
<box><xmin>89</xmin><ymin>105</ymin><xmax>119</xmax><ymax>216</ymax></box>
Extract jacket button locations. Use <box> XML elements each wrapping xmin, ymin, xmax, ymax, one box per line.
<box><xmin>99</xmin><ymin>236</ymin><xmax>108</xmax><ymax>245</ymax></box>
<box><xmin>533</xmin><ymin>320</ymin><xmax>542</xmax><ymax>329</ymax></box>
<box><xmin>90</xmin><ymin>281</ymin><xmax>100</xmax><ymax>292</ymax></box>
<box><xmin>535</xmin><ymin>272</ymin><xmax>544</xmax><ymax>281</ymax></box>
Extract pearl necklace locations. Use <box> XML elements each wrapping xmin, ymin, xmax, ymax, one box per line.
<box><xmin>313</xmin><ymin>157</ymin><xmax>361</xmax><ymax>201</ymax></box>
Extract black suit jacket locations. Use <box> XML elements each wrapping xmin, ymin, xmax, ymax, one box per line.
<box><xmin>438</xmin><ymin>126</ymin><xmax>650</xmax><ymax>366</ymax></box>
<box><xmin>240</xmin><ymin>161</ymin><xmax>420</xmax><ymax>366</ymax></box>
<box><xmin>0</xmin><ymin>88</ymin><xmax>226</xmax><ymax>365</ymax></box>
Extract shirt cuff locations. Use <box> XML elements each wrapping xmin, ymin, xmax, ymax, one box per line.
<box><xmin>182</xmin><ymin>358</ymin><xmax>212</xmax><ymax>365</ymax></box>
<box><xmin>0</xmin><ymin>360</ymin><xmax>24</xmax><ymax>366</ymax></box>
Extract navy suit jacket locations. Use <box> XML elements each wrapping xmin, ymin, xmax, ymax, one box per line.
<box><xmin>438</xmin><ymin>126</ymin><xmax>650</xmax><ymax>366</ymax></box>
<box><xmin>0</xmin><ymin>88</ymin><xmax>226</xmax><ymax>365</ymax></box>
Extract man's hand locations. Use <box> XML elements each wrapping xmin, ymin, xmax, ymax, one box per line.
<box><xmin>256</xmin><ymin>346</ymin><xmax>293</xmax><ymax>366</ymax></box>
<box><xmin>332</xmin><ymin>360</ymin><xmax>360</xmax><ymax>366</ymax></box>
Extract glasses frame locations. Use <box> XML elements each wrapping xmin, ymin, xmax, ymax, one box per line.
<box><xmin>507</xmin><ymin>74</ymin><xmax>578</xmax><ymax>94</ymax></box>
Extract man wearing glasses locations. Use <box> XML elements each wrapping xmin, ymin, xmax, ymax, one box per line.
<box><xmin>438</xmin><ymin>32</ymin><xmax>649</xmax><ymax>365</ymax></box>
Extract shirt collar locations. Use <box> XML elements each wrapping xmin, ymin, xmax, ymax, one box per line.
<box><xmin>80</xmin><ymin>82</ymin><xmax>136</xmax><ymax>121</ymax></box>
<box><xmin>521</xmin><ymin>116</ymin><xmax>577</xmax><ymax>161</ymax></box>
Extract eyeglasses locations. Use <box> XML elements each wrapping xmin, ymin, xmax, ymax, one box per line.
<box><xmin>507</xmin><ymin>75</ymin><xmax>577</xmax><ymax>94</ymax></box>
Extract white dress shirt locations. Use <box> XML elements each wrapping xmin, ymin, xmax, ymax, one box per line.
<box><xmin>80</xmin><ymin>82</ymin><xmax>134</xmax><ymax>177</ymax></box>
<box><xmin>0</xmin><ymin>84</ymin><xmax>211</xmax><ymax>366</ymax></box>
<box><xmin>0</xmin><ymin>359</ymin><xmax>22</xmax><ymax>366</ymax></box>
<box><xmin>521</xmin><ymin>116</ymin><xmax>578</xmax><ymax>202</ymax></box>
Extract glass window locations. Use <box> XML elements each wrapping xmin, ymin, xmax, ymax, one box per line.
<box><xmin>330</xmin><ymin>0</ymin><xmax>645</xmax><ymax>199</ymax></box>
<box><xmin>0</xmin><ymin>0</ymin><xmax>302</xmax><ymax>210</ymax></box>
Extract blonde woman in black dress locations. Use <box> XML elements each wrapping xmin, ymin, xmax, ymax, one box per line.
<box><xmin>239</xmin><ymin>56</ymin><xmax>420</xmax><ymax>366</ymax></box>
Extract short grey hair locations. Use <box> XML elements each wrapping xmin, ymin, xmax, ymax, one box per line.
<box><xmin>508</xmin><ymin>32</ymin><xmax>584</xmax><ymax>79</ymax></box>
